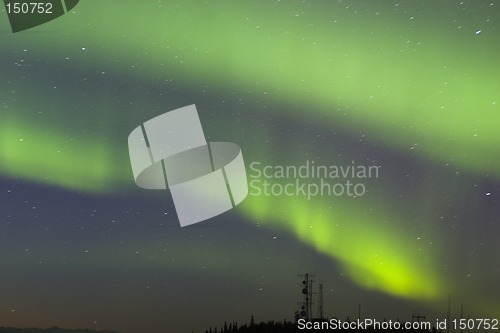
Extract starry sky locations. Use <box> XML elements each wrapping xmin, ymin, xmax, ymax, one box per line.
<box><xmin>1</xmin><ymin>1</ymin><xmax>499</xmax><ymax>332</ymax></box>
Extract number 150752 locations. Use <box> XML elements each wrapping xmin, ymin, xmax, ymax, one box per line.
<box><xmin>5</xmin><ymin>2</ymin><xmax>53</xmax><ymax>14</ymax></box>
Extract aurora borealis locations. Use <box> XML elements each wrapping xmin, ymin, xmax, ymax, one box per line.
<box><xmin>1</xmin><ymin>1</ymin><xmax>499</xmax><ymax>332</ymax></box>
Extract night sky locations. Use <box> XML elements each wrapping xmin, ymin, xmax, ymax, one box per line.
<box><xmin>1</xmin><ymin>1</ymin><xmax>499</xmax><ymax>333</ymax></box>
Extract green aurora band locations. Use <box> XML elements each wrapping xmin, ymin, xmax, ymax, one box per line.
<box><xmin>0</xmin><ymin>118</ymin><xmax>125</xmax><ymax>192</ymax></box>
<box><xmin>1</xmin><ymin>0</ymin><xmax>499</xmax><ymax>316</ymax></box>
<box><xmin>241</xmin><ymin>194</ymin><xmax>442</xmax><ymax>299</ymax></box>
<box><xmin>1</xmin><ymin>1</ymin><xmax>499</xmax><ymax>182</ymax></box>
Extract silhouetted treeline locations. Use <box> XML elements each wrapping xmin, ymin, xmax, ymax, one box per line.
<box><xmin>205</xmin><ymin>316</ymin><xmax>441</xmax><ymax>333</ymax></box>
<box><xmin>205</xmin><ymin>317</ymin><xmax>297</xmax><ymax>333</ymax></box>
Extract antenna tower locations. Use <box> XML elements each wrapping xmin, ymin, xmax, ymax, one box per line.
<box><xmin>298</xmin><ymin>273</ymin><xmax>315</xmax><ymax>321</ymax></box>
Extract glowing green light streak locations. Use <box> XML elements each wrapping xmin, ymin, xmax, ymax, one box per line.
<box><xmin>241</xmin><ymin>195</ymin><xmax>442</xmax><ymax>300</ymax></box>
<box><xmin>17</xmin><ymin>0</ymin><xmax>495</xmax><ymax>179</ymax></box>
<box><xmin>0</xmin><ymin>0</ymin><xmax>497</xmax><ymax>313</ymax></box>
<box><xmin>3</xmin><ymin>1</ymin><xmax>499</xmax><ymax>182</ymax></box>
<box><xmin>0</xmin><ymin>118</ymin><xmax>128</xmax><ymax>192</ymax></box>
